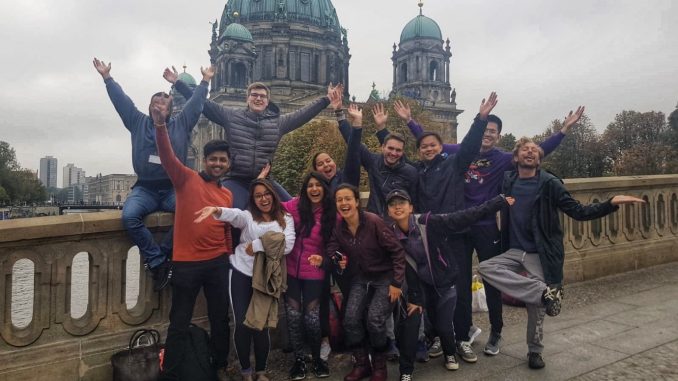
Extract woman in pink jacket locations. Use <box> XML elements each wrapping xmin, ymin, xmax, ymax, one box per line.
<box><xmin>282</xmin><ymin>172</ymin><xmax>337</xmax><ymax>380</ymax></box>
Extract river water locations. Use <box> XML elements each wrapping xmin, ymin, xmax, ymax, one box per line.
<box><xmin>10</xmin><ymin>247</ymin><xmax>141</xmax><ymax>328</ymax></box>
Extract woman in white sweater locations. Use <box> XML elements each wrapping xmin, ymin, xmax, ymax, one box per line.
<box><xmin>195</xmin><ymin>179</ymin><xmax>295</xmax><ymax>381</ymax></box>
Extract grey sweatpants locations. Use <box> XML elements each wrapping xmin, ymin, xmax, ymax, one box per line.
<box><xmin>478</xmin><ymin>249</ymin><xmax>546</xmax><ymax>353</ymax></box>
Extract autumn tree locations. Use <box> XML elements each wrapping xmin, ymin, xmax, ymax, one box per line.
<box><xmin>534</xmin><ymin>114</ymin><xmax>608</xmax><ymax>178</ymax></box>
<box><xmin>601</xmin><ymin>111</ymin><xmax>672</xmax><ymax>175</ymax></box>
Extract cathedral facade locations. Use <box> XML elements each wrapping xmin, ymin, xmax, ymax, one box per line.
<box><xmin>180</xmin><ymin>0</ymin><xmax>461</xmax><ymax>170</ymax></box>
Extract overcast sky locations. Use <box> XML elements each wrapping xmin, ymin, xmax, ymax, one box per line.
<box><xmin>1</xmin><ymin>0</ymin><xmax>676</xmax><ymax>187</ymax></box>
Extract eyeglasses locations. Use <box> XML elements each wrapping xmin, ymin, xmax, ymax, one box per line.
<box><xmin>254</xmin><ymin>191</ymin><xmax>273</xmax><ymax>200</ymax></box>
<box><xmin>249</xmin><ymin>93</ymin><xmax>268</xmax><ymax>100</ymax></box>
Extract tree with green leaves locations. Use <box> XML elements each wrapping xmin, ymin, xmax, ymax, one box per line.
<box><xmin>497</xmin><ymin>132</ymin><xmax>517</xmax><ymax>152</ymax></box>
<box><xmin>0</xmin><ymin>141</ymin><xmax>47</xmax><ymax>205</ymax></box>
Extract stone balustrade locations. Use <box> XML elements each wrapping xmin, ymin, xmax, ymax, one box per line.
<box><xmin>0</xmin><ymin>175</ymin><xmax>677</xmax><ymax>380</ymax></box>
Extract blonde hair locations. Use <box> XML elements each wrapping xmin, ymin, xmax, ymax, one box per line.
<box><xmin>247</xmin><ymin>82</ymin><xmax>270</xmax><ymax>98</ymax></box>
<box><xmin>512</xmin><ymin>137</ymin><xmax>544</xmax><ymax>163</ymax></box>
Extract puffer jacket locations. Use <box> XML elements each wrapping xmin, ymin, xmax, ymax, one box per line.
<box><xmin>282</xmin><ymin>198</ymin><xmax>325</xmax><ymax>281</ymax></box>
<box><xmin>175</xmin><ymin>80</ymin><xmax>329</xmax><ymax>180</ymax></box>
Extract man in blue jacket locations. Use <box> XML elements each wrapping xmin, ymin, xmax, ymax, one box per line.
<box><xmin>93</xmin><ymin>58</ymin><xmax>213</xmax><ymax>290</ymax></box>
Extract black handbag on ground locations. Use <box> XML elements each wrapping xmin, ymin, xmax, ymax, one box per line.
<box><xmin>111</xmin><ymin>329</ymin><xmax>163</xmax><ymax>381</ymax></box>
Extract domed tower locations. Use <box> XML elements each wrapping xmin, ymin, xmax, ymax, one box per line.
<box><xmin>170</xmin><ymin>66</ymin><xmax>198</xmax><ymax>109</ymax></box>
<box><xmin>209</xmin><ymin>14</ymin><xmax>258</xmax><ymax>92</ymax></box>
<box><xmin>391</xmin><ymin>1</ymin><xmax>462</xmax><ymax>142</ymax></box>
<box><xmin>214</xmin><ymin>0</ymin><xmax>350</xmax><ymax>101</ymax></box>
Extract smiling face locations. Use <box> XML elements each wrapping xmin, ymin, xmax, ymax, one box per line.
<box><xmin>253</xmin><ymin>184</ymin><xmax>274</xmax><ymax>214</ymax></box>
<box><xmin>382</xmin><ymin>138</ymin><xmax>405</xmax><ymax>166</ymax></box>
<box><xmin>514</xmin><ymin>141</ymin><xmax>542</xmax><ymax>169</ymax></box>
<box><xmin>247</xmin><ymin>88</ymin><xmax>269</xmax><ymax>113</ymax></box>
<box><xmin>335</xmin><ymin>188</ymin><xmax>359</xmax><ymax>220</ymax></box>
<box><xmin>481</xmin><ymin>122</ymin><xmax>501</xmax><ymax>151</ymax></box>
<box><xmin>203</xmin><ymin>151</ymin><xmax>230</xmax><ymax>178</ymax></box>
<box><xmin>387</xmin><ymin>197</ymin><xmax>413</xmax><ymax>223</ymax></box>
<box><xmin>418</xmin><ymin>135</ymin><xmax>443</xmax><ymax>161</ymax></box>
<box><xmin>314</xmin><ymin>153</ymin><xmax>337</xmax><ymax>180</ymax></box>
<box><xmin>306</xmin><ymin>177</ymin><xmax>325</xmax><ymax>206</ymax></box>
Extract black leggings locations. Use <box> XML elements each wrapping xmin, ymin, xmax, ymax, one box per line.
<box><xmin>285</xmin><ymin>276</ymin><xmax>324</xmax><ymax>359</ymax></box>
<box><xmin>230</xmin><ymin>268</ymin><xmax>270</xmax><ymax>372</ymax></box>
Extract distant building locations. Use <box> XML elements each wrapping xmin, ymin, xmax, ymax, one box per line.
<box><xmin>39</xmin><ymin>156</ymin><xmax>58</xmax><ymax>188</ymax></box>
<box><xmin>86</xmin><ymin>174</ymin><xmax>137</xmax><ymax>205</ymax></box>
<box><xmin>63</xmin><ymin>163</ymin><xmax>87</xmax><ymax>203</ymax></box>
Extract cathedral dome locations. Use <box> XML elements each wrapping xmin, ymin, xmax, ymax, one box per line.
<box><xmin>178</xmin><ymin>72</ymin><xmax>196</xmax><ymax>86</ymax></box>
<box><xmin>400</xmin><ymin>15</ymin><xmax>442</xmax><ymax>43</ymax></box>
<box><xmin>399</xmin><ymin>3</ymin><xmax>442</xmax><ymax>43</ymax></box>
<box><xmin>220</xmin><ymin>0</ymin><xmax>341</xmax><ymax>34</ymax></box>
<box><xmin>223</xmin><ymin>22</ymin><xmax>254</xmax><ymax>42</ymax></box>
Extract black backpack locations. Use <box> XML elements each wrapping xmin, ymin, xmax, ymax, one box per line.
<box><xmin>179</xmin><ymin>324</ymin><xmax>217</xmax><ymax>381</ymax></box>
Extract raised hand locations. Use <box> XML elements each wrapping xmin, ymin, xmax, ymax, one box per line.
<box><xmin>347</xmin><ymin>104</ymin><xmax>363</xmax><ymax>126</ymax></box>
<box><xmin>150</xmin><ymin>101</ymin><xmax>170</xmax><ymax>126</ymax></box>
<box><xmin>92</xmin><ymin>57</ymin><xmax>111</xmax><ymax>79</ymax></box>
<box><xmin>201</xmin><ymin>66</ymin><xmax>216</xmax><ymax>82</ymax></box>
<box><xmin>393</xmin><ymin>100</ymin><xmax>412</xmax><ymax>122</ymax></box>
<box><xmin>371</xmin><ymin>103</ymin><xmax>388</xmax><ymax>130</ymax></box>
<box><xmin>479</xmin><ymin>92</ymin><xmax>498</xmax><ymax>120</ymax></box>
<box><xmin>561</xmin><ymin>106</ymin><xmax>585</xmax><ymax>134</ymax></box>
<box><xmin>163</xmin><ymin>66</ymin><xmax>179</xmax><ymax>84</ymax></box>
<box><xmin>257</xmin><ymin>163</ymin><xmax>271</xmax><ymax>179</ymax></box>
<box><xmin>610</xmin><ymin>195</ymin><xmax>645</xmax><ymax>205</ymax></box>
<box><xmin>329</xmin><ymin>83</ymin><xmax>343</xmax><ymax>110</ymax></box>
<box><xmin>194</xmin><ymin>206</ymin><xmax>220</xmax><ymax>223</ymax></box>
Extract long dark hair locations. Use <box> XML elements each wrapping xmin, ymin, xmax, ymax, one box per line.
<box><xmin>248</xmin><ymin>179</ymin><xmax>287</xmax><ymax>229</ymax></box>
<box><xmin>298</xmin><ymin>172</ymin><xmax>336</xmax><ymax>243</ymax></box>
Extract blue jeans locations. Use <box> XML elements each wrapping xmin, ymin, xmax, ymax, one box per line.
<box><xmin>221</xmin><ymin>178</ymin><xmax>291</xmax><ymax>210</ymax></box>
<box><xmin>121</xmin><ymin>185</ymin><xmax>174</xmax><ymax>268</ymax></box>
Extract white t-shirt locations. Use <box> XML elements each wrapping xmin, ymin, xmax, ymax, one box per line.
<box><xmin>215</xmin><ymin>208</ymin><xmax>295</xmax><ymax>277</ymax></box>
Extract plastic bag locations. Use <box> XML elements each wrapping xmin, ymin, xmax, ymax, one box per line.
<box><xmin>471</xmin><ymin>275</ymin><xmax>488</xmax><ymax>312</ymax></box>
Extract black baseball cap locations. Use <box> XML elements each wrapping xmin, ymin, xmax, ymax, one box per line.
<box><xmin>386</xmin><ymin>189</ymin><xmax>411</xmax><ymax>204</ymax></box>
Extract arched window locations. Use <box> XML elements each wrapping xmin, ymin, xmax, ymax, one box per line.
<box><xmin>230</xmin><ymin>62</ymin><xmax>248</xmax><ymax>89</ymax></box>
<box><xmin>429</xmin><ymin>61</ymin><xmax>438</xmax><ymax>81</ymax></box>
<box><xmin>399</xmin><ymin>62</ymin><xmax>408</xmax><ymax>84</ymax></box>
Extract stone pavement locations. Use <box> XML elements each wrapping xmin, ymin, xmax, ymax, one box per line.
<box><xmin>266</xmin><ymin>262</ymin><xmax>678</xmax><ymax>380</ymax></box>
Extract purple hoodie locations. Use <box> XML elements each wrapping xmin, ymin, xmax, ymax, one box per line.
<box><xmin>407</xmin><ymin>120</ymin><xmax>565</xmax><ymax>225</ymax></box>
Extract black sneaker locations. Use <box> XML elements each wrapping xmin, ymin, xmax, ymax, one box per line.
<box><xmin>290</xmin><ymin>357</ymin><xmax>307</xmax><ymax>380</ymax></box>
<box><xmin>151</xmin><ymin>261</ymin><xmax>173</xmax><ymax>291</ymax></box>
<box><xmin>484</xmin><ymin>331</ymin><xmax>502</xmax><ymax>356</ymax></box>
<box><xmin>528</xmin><ymin>352</ymin><xmax>545</xmax><ymax>369</ymax></box>
<box><xmin>312</xmin><ymin>358</ymin><xmax>330</xmax><ymax>378</ymax></box>
<box><xmin>542</xmin><ymin>284</ymin><xmax>563</xmax><ymax>317</ymax></box>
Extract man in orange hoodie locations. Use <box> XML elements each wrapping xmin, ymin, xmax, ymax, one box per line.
<box><xmin>151</xmin><ymin>66</ymin><xmax>234</xmax><ymax>380</ymax></box>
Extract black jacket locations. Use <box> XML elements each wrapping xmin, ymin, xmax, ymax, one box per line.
<box><xmin>397</xmin><ymin>195</ymin><xmax>507</xmax><ymax>292</ymax></box>
<box><xmin>338</xmin><ymin>119</ymin><xmax>418</xmax><ymax>216</ymax></box>
<box><xmin>175</xmin><ymin>80</ymin><xmax>329</xmax><ymax>180</ymax></box>
<box><xmin>500</xmin><ymin>170</ymin><xmax>619</xmax><ymax>284</ymax></box>
<box><xmin>415</xmin><ymin>115</ymin><xmax>487</xmax><ymax>215</ymax></box>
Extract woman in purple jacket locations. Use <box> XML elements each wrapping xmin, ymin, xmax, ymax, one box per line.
<box><xmin>281</xmin><ymin>172</ymin><xmax>336</xmax><ymax>380</ymax></box>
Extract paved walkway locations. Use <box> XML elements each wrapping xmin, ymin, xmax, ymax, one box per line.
<box><xmin>271</xmin><ymin>262</ymin><xmax>678</xmax><ymax>380</ymax></box>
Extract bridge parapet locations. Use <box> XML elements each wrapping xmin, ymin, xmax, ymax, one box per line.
<box><xmin>0</xmin><ymin>175</ymin><xmax>677</xmax><ymax>380</ymax></box>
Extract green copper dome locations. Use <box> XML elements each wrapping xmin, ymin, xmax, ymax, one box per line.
<box><xmin>400</xmin><ymin>14</ymin><xmax>443</xmax><ymax>43</ymax></box>
<box><xmin>220</xmin><ymin>0</ymin><xmax>342</xmax><ymax>35</ymax></box>
<box><xmin>223</xmin><ymin>22</ymin><xmax>254</xmax><ymax>42</ymax></box>
<box><xmin>178</xmin><ymin>72</ymin><xmax>196</xmax><ymax>86</ymax></box>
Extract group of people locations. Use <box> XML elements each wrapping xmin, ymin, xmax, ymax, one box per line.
<box><xmin>94</xmin><ymin>57</ymin><xmax>644</xmax><ymax>381</ymax></box>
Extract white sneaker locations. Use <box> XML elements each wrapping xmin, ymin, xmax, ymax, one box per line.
<box><xmin>468</xmin><ymin>325</ymin><xmax>482</xmax><ymax>345</ymax></box>
<box><xmin>320</xmin><ymin>337</ymin><xmax>331</xmax><ymax>361</ymax></box>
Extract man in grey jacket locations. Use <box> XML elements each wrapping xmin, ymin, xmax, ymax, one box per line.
<box><xmin>164</xmin><ymin>67</ymin><xmax>339</xmax><ymax>209</ymax></box>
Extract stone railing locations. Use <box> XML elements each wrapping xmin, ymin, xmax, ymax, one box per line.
<box><xmin>0</xmin><ymin>175</ymin><xmax>677</xmax><ymax>380</ymax></box>
<box><xmin>559</xmin><ymin>175</ymin><xmax>678</xmax><ymax>282</ymax></box>
<box><xmin>0</xmin><ymin>212</ymin><xmax>185</xmax><ymax>381</ymax></box>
